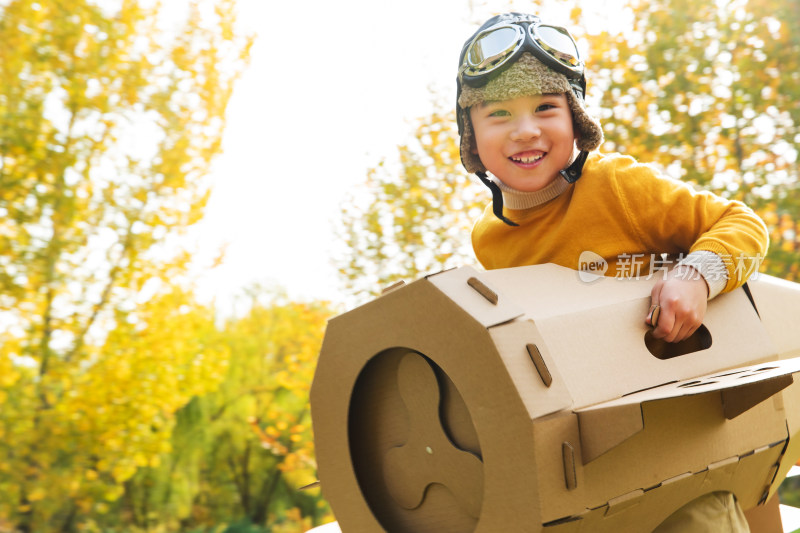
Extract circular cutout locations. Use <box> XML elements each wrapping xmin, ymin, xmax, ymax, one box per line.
<box><xmin>348</xmin><ymin>348</ymin><xmax>483</xmax><ymax>533</ymax></box>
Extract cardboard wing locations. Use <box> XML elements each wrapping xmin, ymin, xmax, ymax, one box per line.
<box><xmin>310</xmin><ymin>263</ymin><xmax>800</xmax><ymax>533</ymax></box>
<box><xmin>576</xmin><ymin>357</ymin><xmax>800</xmax><ymax>463</ymax></box>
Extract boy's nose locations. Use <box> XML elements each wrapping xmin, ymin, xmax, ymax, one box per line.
<box><xmin>511</xmin><ymin>117</ymin><xmax>541</xmax><ymax>141</ymax></box>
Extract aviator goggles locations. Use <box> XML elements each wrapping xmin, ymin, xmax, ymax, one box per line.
<box><xmin>459</xmin><ymin>14</ymin><xmax>586</xmax><ymax>98</ymax></box>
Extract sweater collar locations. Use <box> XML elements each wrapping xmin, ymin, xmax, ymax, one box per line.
<box><xmin>493</xmin><ymin>175</ymin><xmax>571</xmax><ymax>210</ymax></box>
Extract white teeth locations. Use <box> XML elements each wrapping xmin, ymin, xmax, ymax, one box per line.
<box><xmin>512</xmin><ymin>154</ymin><xmax>543</xmax><ymax>163</ymax></box>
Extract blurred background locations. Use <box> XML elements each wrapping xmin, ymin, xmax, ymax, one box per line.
<box><xmin>1</xmin><ymin>0</ymin><xmax>800</xmax><ymax>530</ymax></box>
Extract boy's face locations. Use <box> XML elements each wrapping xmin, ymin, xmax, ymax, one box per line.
<box><xmin>469</xmin><ymin>93</ymin><xmax>575</xmax><ymax>192</ymax></box>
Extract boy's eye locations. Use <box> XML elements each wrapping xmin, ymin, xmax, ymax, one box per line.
<box><xmin>536</xmin><ymin>103</ymin><xmax>556</xmax><ymax>112</ymax></box>
<box><xmin>488</xmin><ymin>109</ymin><xmax>510</xmax><ymax>117</ymax></box>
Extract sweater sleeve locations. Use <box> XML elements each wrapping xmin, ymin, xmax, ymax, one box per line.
<box><xmin>679</xmin><ymin>250</ymin><xmax>728</xmax><ymax>299</ymax></box>
<box><xmin>611</xmin><ymin>156</ymin><xmax>768</xmax><ymax>294</ymax></box>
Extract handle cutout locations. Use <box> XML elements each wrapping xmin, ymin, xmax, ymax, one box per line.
<box><xmin>645</xmin><ymin>325</ymin><xmax>712</xmax><ymax>360</ymax></box>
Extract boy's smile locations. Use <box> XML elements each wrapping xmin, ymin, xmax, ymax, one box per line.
<box><xmin>470</xmin><ymin>93</ymin><xmax>576</xmax><ymax>193</ymax></box>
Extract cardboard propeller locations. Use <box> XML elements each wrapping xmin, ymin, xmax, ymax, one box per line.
<box><xmin>383</xmin><ymin>352</ymin><xmax>484</xmax><ymax>517</ymax></box>
<box><xmin>310</xmin><ymin>264</ymin><xmax>800</xmax><ymax>532</ymax></box>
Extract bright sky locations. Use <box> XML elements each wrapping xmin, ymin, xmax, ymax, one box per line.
<box><xmin>191</xmin><ymin>0</ymin><xmax>619</xmax><ymax>311</ymax></box>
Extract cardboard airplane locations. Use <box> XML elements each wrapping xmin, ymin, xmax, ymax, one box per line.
<box><xmin>310</xmin><ymin>263</ymin><xmax>800</xmax><ymax>532</ymax></box>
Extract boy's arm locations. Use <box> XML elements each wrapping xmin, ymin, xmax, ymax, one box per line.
<box><xmin>612</xmin><ymin>155</ymin><xmax>769</xmax><ymax>296</ymax></box>
<box><xmin>611</xmin><ymin>156</ymin><xmax>768</xmax><ymax>341</ymax></box>
<box><xmin>638</xmin><ymin>196</ymin><xmax>765</xmax><ymax>342</ymax></box>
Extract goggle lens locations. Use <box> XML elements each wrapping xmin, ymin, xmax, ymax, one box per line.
<box><xmin>459</xmin><ymin>18</ymin><xmax>584</xmax><ymax>91</ymax></box>
<box><xmin>533</xmin><ymin>25</ymin><xmax>580</xmax><ymax>66</ymax></box>
<box><xmin>468</xmin><ymin>27</ymin><xmax>520</xmax><ymax>67</ymax></box>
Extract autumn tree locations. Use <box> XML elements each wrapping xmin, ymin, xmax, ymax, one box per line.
<box><xmin>0</xmin><ymin>0</ymin><xmax>251</xmax><ymax>530</ymax></box>
<box><xmin>120</xmin><ymin>293</ymin><xmax>335</xmax><ymax>531</ymax></box>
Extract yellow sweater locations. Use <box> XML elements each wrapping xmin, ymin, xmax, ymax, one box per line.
<box><xmin>472</xmin><ymin>152</ymin><xmax>768</xmax><ymax>294</ymax></box>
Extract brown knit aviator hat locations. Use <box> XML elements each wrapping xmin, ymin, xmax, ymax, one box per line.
<box><xmin>456</xmin><ymin>13</ymin><xmax>603</xmax><ymax>224</ymax></box>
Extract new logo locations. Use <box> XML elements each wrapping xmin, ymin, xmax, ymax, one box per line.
<box><xmin>578</xmin><ymin>251</ymin><xmax>608</xmax><ymax>283</ymax></box>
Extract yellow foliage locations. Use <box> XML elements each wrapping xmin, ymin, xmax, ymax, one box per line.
<box><xmin>133</xmin><ymin>452</ymin><xmax>149</xmax><ymax>467</ymax></box>
<box><xmin>26</xmin><ymin>488</ymin><xmax>46</xmax><ymax>502</ymax></box>
<box><xmin>112</xmin><ymin>464</ymin><xmax>137</xmax><ymax>484</ymax></box>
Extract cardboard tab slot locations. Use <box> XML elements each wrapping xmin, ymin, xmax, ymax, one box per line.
<box><xmin>428</xmin><ymin>266</ymin><xmax>524</xmax><ymax>327</ymax></box>
<box><xmin>467</xmin><ymin>276</ymin><xmax>498</xmax><ymax>305</ymax></box>
<box><xmin>562</xmin><ymin>442</ymin><xmax>577</xmax><ymax>490</ymax></box>
<box><xmin>660</xmin><ymin>472</ymin><xmax>692</xmax><ymax>486</ymax></box>
<box><xmin>708</xmin><ymin>456</ymin><xmax>739</xmax><ymax>471</ymax></box>
<box><xmin>381</xmin><ymin>280</ymin><xmax>406</xmax><ymax>294</ymax></box>
<box><xmin>527</xmin><ymin>343</ymin><xmax>553</xmax><ymax>388</ymax></box>
<box><xmin>605</xmin><ymin>489</ymin><xmax>644</xmax><ymax>517</ymax></box>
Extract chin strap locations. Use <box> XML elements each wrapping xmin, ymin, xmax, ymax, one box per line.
<box><xmin>559</xmin><ymin>150</ymin><xmax>589</xmax><ymax>183</ymax></box>
<box><xmin>476</xmin><ymin>150</ymin><xmax>590</xmax><ymax>227</ymax></box>
<box><xmin>475</xmin><ymin>171</ymin><xmax>519</xmax><ymax>227</ymax></box>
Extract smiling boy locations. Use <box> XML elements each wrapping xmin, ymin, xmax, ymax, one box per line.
<box><xmin>457</xmin><ymin>13</ymin><xmax>767</xmax><ymax>346</ymax></box>
<box><xmin>456</xmin><ymin>12</ymin><xmax>767</xmax><ymax>532</ymax></box>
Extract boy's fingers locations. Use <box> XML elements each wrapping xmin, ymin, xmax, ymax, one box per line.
<box><xmin>662</xmin><ymin>318</ymin><xmax>681</xmax><ymax>342</ymax></box>
<box><xmin>651</xmin><ymin>305</ymin><xmax>676</xmax><ymax>340</ymax></box>
<box><xmin>672</xmin><ymin>321</ymin><xmax>694</xmax><ymax>343</ymax></box>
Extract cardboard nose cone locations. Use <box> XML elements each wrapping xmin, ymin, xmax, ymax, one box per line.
<box><xmin>310</xmin><ymin>263</ymin><xmax>800</xmax><ymax>532</ymax></box>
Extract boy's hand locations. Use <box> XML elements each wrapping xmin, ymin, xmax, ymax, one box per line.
<box><xmin>646</xmin><ymin>266</ymin><xmax>708</xmax><ymax>343</ymax></box>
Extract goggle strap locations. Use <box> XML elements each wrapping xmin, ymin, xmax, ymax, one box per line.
<box><xmin>476</xmin><ymin>171</ymin><xmax>519</xmax><ymax>227</ymax></box>
<box><xmin>560</xmin><ymin>150</ymin><xmax>589</xmax><ymax>183</ymax></box>
<box><xmin>477</xmin><ymin>152</ymin><xmax>587</xmax><ymax>225</ymax></box>
<box><xmin>570</xmin><ymin>79</ymin><xmax>586</xmax><ymax>101</ymax></box>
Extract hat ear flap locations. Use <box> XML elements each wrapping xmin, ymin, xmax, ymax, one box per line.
<box><xmin>458</xmin><ymin>111</ymin><xmax>487</xmax><ymax>173</ymax></box>
<box><xmin>565</xmin><ymin>90</ymin><xmax>604</xmax><ymax>152</ymax></box>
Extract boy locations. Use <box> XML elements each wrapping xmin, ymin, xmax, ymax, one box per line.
<box><xmin>456</xmin><ymin>12</ymin><xmax>767</xmax><ymax>532</ymax></box>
